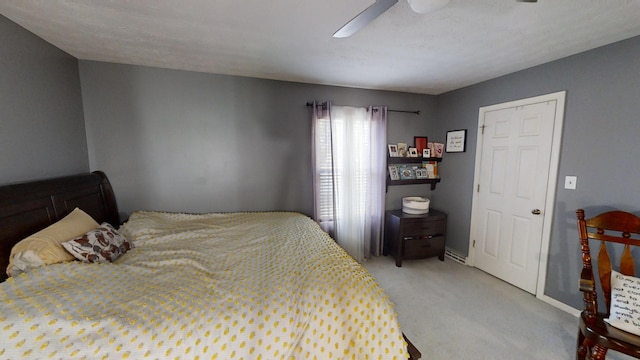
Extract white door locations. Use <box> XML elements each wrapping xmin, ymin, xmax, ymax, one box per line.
<box><xmin>470</xmin><ymin>92</ymin><xmax>565</xmax><ymax>295</ymax></box>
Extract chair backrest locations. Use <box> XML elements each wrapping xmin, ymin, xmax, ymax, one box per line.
<box><xmin>577</xmin><ymin>209</ymin><xmax>640</xmax><ymax>316</ymax></box>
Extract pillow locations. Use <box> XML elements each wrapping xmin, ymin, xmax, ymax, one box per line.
<box><xmin>7</xmin><ymin>208</ymin><xmax>99</xmax><ymax>276</ymax></box>
<box><xmin>606</xmin><ymin>270</ymin><xmax>640</xmax><ymax>336</ymax></box>
<box><xmin>62</xmin><ymin>222</ymin><xmax>133</xmax><ymax>263</ymax></box>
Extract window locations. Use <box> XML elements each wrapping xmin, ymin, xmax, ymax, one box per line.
<box><xmin>311</xmin><ymin>103</ymin><xmax>387</xmax><ymax>261</ymax></box>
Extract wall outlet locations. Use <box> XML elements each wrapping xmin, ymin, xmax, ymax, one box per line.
<box><xmin>564</xmin><ymin>176</ymin><xmax>577</xmax><ymax>190</ymax></box>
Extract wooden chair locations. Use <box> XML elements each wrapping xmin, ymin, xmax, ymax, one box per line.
<box><xmin>576</xmin><ymin>209</ymin><xmax>640</xmax><ymax>359</ymax></box>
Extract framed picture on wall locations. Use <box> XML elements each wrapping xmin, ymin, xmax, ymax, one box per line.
<box><xmin>446</xmin><ymin>129</ymin><xmax>467</xmax><ymax>153</ymax></box>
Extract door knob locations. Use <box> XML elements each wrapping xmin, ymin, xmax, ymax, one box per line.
<box><xmin>531</xmin><ymin>209</ymin><xmax>541</xmax><ymax>215</ymax></box>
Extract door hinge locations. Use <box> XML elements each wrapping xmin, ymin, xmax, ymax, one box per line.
<box><xmin>480</xmin><ymin>124</ymin><xmax>486</xmax><ymax>135</ymax></box>
<box><xmin>473</xmin><ymin>240</ymin><xmax>476</xmax><ymax>247</ymax></box>
<box><xmin>477</xmin><ymin>184</ymin><xmax>480</xmax><ymax>192</ymax></box>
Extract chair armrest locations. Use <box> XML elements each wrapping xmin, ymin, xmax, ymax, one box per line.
<box><xmin>579</xmin><ymin>267</ymin><xmax>594</xmax><ymax>293</ymax></box>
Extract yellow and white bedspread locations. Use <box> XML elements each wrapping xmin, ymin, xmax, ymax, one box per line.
<box><xmin>0</xmin><ymin>211</ymin><xmax>407</xmax><ymax>359</ymax></box>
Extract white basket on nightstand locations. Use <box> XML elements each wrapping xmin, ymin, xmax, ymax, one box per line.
<box><xmin>402</xmin><ymin>197</ymin><xmax>430</xmax><ymax>214</ymax></box>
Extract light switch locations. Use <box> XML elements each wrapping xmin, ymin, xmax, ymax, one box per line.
<box><xmin>564</xmin><ymin>176</ymin><xmax>577</xmax><ymax>190</ymax></box>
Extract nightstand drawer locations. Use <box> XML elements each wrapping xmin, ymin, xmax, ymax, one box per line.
<box><xmin>384</xmin><ymin>209</ymin><xmax>447</xmax><ymax>267</ymax></box>
<box><xmin>403</xmin><ymin>221</ymin><xmax>445</xmax><ymax>237</ymax></box>
<box><xmin>404</xmin><ymin>236</ymin><xmax>445</xmax><ymax>258</ymax></box>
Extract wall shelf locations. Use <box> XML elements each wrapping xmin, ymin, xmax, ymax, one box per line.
<box><xmin>386</xmin><ymin>156</ymin><xmax>442</xmax><ymax>191</ymax></box>
<box><xmin>387</xmin><ymin>157</ymin><xmax>442</xmax><ymax>164</ymax></box>
<box><xmin>387</xmin><ymin>177</ymin><xmax>441</xmax><ymax>190</ymax></box>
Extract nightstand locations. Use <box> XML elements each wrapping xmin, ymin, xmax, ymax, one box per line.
<box><xmin>384</xmin><ymin>209</ymin><xmax>447</xmax><ymax>267</ymax></box>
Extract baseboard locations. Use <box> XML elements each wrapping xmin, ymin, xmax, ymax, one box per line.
<box><xmin>539</xmin><ymin>294</ymin><xmax>580</xmax><ymax>317</ymax></box>
<box><xmin>444</xmin><ymin>248</ymin><xmax>468</xmax><ymax>265</ymax></box>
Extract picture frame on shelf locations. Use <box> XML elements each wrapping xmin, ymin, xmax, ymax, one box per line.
<box><xmin>415</xmin><ymin>168</ymin><xmax>429</xmax><ymax>179</ymax></box>
<box><xmin>424</xmin><ymin>163</ymin><xmax>436</xmax><ymax>178</ymax></box>
<box><xmin>433</xmin><ymin>142</ymin><xmax>444</xmax><ymax>157</ymax></box>
<box><xmin>388</xmin><ymin>165</ymin><xmax>400</xmax><ymax>180</ymax></box>
<box><xmin>408</xmin><ymin>148</ymin><xmax>419</xmax><ymax>157</ymax></box>
<box><xmin>422</xmin><ymin>148</ymin><xmax>431</xmax><ymax>158</ymax></box>
<box><xmin>399</xmin><ymin>166</ymin><xmax>416</xmax><ymax>180</ymax></box>
<box><xmin>388</xmin><ymin>144</ymin><xmax>398</xmax><ymax>157</ymax></box>
<box><xmin>445</xmin><ymin>129</ymin><xmax>467</xmax><ymax>153</ymax></box>
<box><xmin>414</xmin><ymin>136</ymin><xmax>428</xmax><ymax>154</ymax></box>
<box><xmin>397</xmin><ymin>143</ymin><xmax>408</xmax><ymax>157</ymax></box>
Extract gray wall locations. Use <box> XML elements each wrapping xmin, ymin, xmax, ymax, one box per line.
<box><xmin>79</xmin><ymin>61</ymin><xmax>435</xmax><ymax>218</ymax></box>
<box><xmin>0</xmin><ymin>15</ymin><xmax>88</xmax><ymax>184</ymax></box>
<box><xmin>433</xmin><ymin>35</ymin><xmax>640</xmax><ymax>308</ymax></box>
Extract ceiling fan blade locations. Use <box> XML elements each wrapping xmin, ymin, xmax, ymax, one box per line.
<box><xmin>333</xmin><ymin>0</ymin><xmax>399</xmax><ymax>38</ymax></box>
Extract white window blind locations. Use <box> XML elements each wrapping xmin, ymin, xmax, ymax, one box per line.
<box><xmin>315</xmin><ymin>108</ymin><xmax>371</xmax><ymax>231</ymax></box>
<box><xmin>315</xmin><ymin>115</ymin><xmax>334</xmax><ymax>222</ymax></box>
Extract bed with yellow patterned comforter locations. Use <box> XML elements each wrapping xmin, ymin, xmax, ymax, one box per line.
<box><xmin>0</xmin><ymin>211</ymin><xmax>408</xmax><ymax>359</ymax></box>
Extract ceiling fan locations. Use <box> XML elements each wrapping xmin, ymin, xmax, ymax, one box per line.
<box><xmin>333</xmin><ymin>0</ymin><xmax>538</xmax><ymax>38</ymax></box>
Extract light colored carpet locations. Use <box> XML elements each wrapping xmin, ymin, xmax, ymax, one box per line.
<box><xmin>363</xmin><ymin>255</ymin><xmax>632</xmax><ymax>360</ymax></box>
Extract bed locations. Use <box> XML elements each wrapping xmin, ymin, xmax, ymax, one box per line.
<box><xmin>0</xmin><ymin>171</ymin><xmax>419</xmax><ymax>359</ymax></box>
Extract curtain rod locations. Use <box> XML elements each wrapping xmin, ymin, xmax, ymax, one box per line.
<box><xmin>306</xmin><ymin>102</ymin><xmax>420</xmax><ymax>115</ymax></box>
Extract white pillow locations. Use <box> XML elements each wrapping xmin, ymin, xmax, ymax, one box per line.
<box><xmin>606</xmin><ymin>270</ymin><xmax>640</xmax><ymax>336</ymax></box>
<box><xmin>62</xmin><ymin>223</ymin><xmax>133</xmax><ymax>263</ymax></box>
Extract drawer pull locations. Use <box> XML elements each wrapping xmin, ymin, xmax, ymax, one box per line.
<box><xmin>404</xmin><ymin>235</ymin><xmax>437</xmax><ymax>240</ymax></box>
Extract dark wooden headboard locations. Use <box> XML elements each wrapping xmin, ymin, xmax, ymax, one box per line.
<box><xmin>0</xmin><ymin>171</ymin><xmax>119</xmax><ymax>282</ymax></box>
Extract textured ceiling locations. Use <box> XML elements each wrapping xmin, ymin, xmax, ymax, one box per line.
<box><xmin>2</xmin><ymin>0</ymin><xmax>640</xmax><ymax>94</ymax></box>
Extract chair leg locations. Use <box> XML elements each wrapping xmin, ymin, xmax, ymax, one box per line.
<box><xmin>576</xmin><ymin>330</ymin><xmax>588</xmax><ymax>360</ymax></box>
<box><xmin>591</xmin><ymin>344</ymin><xmax>607</xmax><ymax>360</ymax></box>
